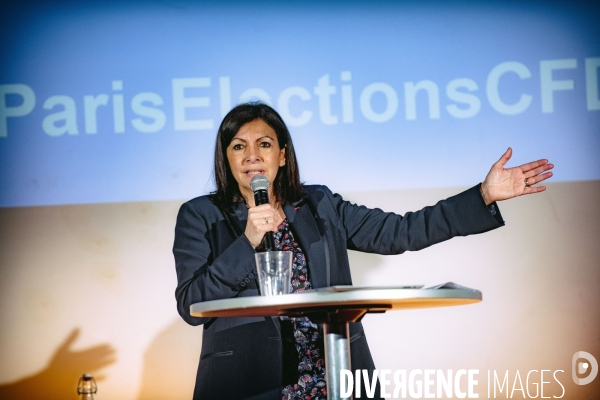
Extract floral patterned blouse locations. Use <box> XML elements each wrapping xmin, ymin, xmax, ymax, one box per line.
<box><xmin>274</xmin><ymin>219</ymin><xmax>327</xmax><ymax>400</ymax></box>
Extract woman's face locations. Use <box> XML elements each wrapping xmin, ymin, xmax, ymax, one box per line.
<box><xmin>226</xmin><ymin>118</ymin><xmax>286</xmax><ymax>203</ymax></box>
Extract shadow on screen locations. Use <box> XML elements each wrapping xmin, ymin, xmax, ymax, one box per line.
<box><xmin>137</xmin><ymin>318</ymin><xmax>202</xmax><ymax>400</ymax></box>
<box><xmin>0</xmin><ymin>327</ymin><xmax>116</xmax><ymax>399</ymax></box>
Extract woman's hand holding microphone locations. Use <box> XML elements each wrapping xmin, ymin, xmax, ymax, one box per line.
<box><xmin>245</xmin><ymin>204</ymin><xmax>282</xmax><ymax>249</ymax></box>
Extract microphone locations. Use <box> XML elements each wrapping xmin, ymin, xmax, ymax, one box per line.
<box><xmin>250</xmin><ymin>175</ymin><xmax>275</xmax><ymax>251</ymax></box>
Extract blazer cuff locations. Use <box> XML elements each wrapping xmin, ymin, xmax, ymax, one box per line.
<box><xmin>476</xmin><ymin>183</ymin><xmax>505</xmax><ymax>227</ymax></box>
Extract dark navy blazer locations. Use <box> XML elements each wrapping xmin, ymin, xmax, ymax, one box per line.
<box><xmin>173</xmin><ymin>184</ymin><xmax>504</xmax><ymax>399</ymax></box>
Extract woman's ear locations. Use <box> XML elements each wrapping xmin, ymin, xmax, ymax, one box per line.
<box><xmin>279</xmin><ymin>145</ymin><xmax>286</xmax><ymax>166</ymax></box>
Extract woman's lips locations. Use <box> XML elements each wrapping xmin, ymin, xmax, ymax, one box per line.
<box><xmin>245</xmin><ymin>170</ymin><xmax>265</xmax><ymax>177</ymax></box>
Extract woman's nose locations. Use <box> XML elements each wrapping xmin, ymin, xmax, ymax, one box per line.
<box><xmin>245</xmin><ymin>146</ymin><xmax>260</xmax><ymax>163</ymax></box>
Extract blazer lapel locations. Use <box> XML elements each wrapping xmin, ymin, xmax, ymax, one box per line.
<box><xmin>284</xmin><ymin>201</ymin><xmax>329</xmax><ymax>289</ymax></box>
<box><xmin>227</xmin><ymin>202</ymin><xmax>248</xmax><ymax>237</ymax></box>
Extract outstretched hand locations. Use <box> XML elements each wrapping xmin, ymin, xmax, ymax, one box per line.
<box><xmin>480</xmin><ymin>147</ymin><xmax>553</xmax><ymax>205</ymax></box>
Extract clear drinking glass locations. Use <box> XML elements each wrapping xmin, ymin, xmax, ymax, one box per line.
<box><xmin>254</xmin><ymin>251</ymin><xmax>292</xmax><ymax>296</ymax></box>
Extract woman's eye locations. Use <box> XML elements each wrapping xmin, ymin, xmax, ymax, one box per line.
<box><xmin>260</xmin><ymin>141</ymin><xmax>271</xmax><ymax>147</ymax></box>
<box><xmin>232</xmin><ymin>144</ymin><xmax>243</xmax><ymax>150</ymax></box>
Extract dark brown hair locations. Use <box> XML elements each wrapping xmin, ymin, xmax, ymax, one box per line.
<box><xmin>212</xmin><ymin>102</ymin><xmax>304</xmax><ymax>209</ymax></box>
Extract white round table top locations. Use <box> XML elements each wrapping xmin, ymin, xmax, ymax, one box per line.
<box><xmin>190</xmin><ymin>286</ymin><xmax>482</xmax><ymax>319</ymax></box>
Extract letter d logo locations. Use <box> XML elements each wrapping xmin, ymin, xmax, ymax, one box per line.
<box><xmin>572</xmin><ymin>351</ymin><xmax>598</xmax><ymax>385</ymax></box>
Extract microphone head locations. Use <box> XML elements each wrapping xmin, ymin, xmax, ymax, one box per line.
<box><xmin>250</xmin><ymin>175</ymin><xmax>270</xmax><ymax>192</ymax></box>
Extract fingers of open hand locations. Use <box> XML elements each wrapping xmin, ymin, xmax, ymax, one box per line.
<box><xmin>523</xmin><ymin>185</ymin><xmax>547</xmax><ymax>195</ymax></box>
<box><xmin>525</xmin><ymin>163</ymin><xmax>554</xmax><ymax>179</ymax></box>
<box><xmin>496</xmin><ymin>147</ymin><xmax>512</xmax><ymax>166</ymax></box>
<box><xmin>520</xmin><ymin>159</ymin><xmax>550</xmax><ymax>174</ymax></box>
<box><xmin>524</xmin><ymin>171</ymin><xmax>553</xmax><ymax>188</ymax></box>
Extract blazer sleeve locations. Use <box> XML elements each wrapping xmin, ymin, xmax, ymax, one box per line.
<box><xmin>173</xmin><ymin>200</ymin><xmax>257</xmax><ymax>326</ymax></box>
<box><xmin>324</xmin><ymin>183</ymin><xmax>504</xmax><ymax>254</ymax></box>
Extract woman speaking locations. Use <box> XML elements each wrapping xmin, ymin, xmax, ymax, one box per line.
<box><xmin>173</xmin><ymin>102</ymin><xmax>553</xmax><ymax>400</ymax></box>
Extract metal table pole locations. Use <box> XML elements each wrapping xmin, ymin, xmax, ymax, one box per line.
<box><xmin>323</xmin><ymin>321</ymin><xmax>352</xmax><ymax>400</ymax></box>
<box><xmin>315</xmin><ymin>308</ymin><xmax>372</xmax><ymax>400</ymax></box>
